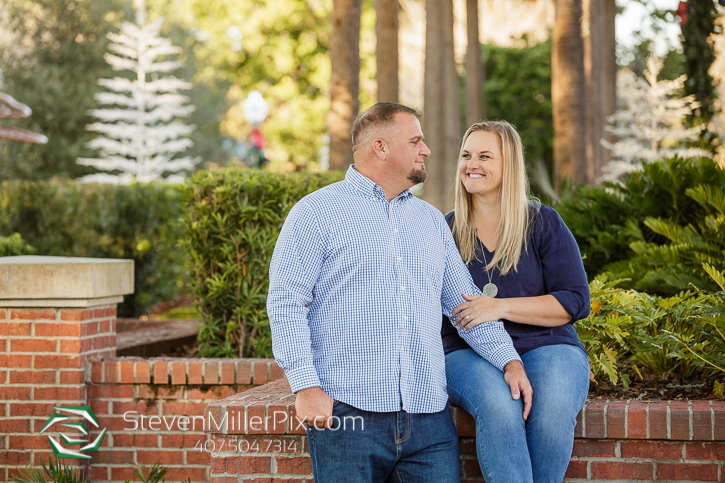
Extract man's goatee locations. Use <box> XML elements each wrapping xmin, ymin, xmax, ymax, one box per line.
<box><xmin>407</xmin><ymin>168</ymin><xmax>427</xmax><ymax>184</ymax></box>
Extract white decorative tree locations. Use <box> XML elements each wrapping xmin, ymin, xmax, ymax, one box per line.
<box><xmin>77</xmin><ymin>0</ymin><xmax>197</xmax><ymax>184</ymax></box>
<box><xmin>600</xmin><ymin>55</ymin><xmax>711</xmax><ymax>181</ymax></box>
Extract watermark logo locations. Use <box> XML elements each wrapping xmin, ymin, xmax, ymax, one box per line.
<box><xmin>39</xmin><ymin>406</ymin><xmax>107</xmax><ymax>460</ymax></box>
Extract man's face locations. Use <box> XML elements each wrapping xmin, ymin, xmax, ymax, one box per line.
<box><xmin>386</xmin><ymin>113</ymin><xmax>431</xmax><ymax>186</ymax></box>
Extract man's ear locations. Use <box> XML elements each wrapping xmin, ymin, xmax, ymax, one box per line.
<box><xmin>371</xmin><ymin>138</ymin><xmax>387</xmax><ymax>160</ymax></box>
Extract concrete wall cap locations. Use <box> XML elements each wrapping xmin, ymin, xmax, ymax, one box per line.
<box><xmin>0</xmin><ymin>255</ymin><xmax>134</xmax><ymax>299</ymax></box>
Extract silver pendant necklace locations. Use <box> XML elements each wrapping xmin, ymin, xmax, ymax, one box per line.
<box><xmin>475</xmin><ymin>228</ymin><xmax>498</xmax><ymax>297</ymax></box>
<box><xmin>480</xmin><ymin>250</ymin><xmax>499</xmax><ymax>298</ymax></box>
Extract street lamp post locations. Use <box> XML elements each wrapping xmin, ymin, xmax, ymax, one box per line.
<box><xmin>242</xmin><ymin>91</ymin><xmax>268</xmax><ymax>168</ymax></box>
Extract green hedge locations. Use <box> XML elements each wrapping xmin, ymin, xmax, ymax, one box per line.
<box><xmin>0</xmin><ymin>233</ymin><xmax>37</xmax><ymax>256</ymax></box>
<box><xmin>182</xmin><ymin>169</ymin><xmax>345</xmax><ymax>358</ymax></box>
<box><xmin>0</xmin><ymin>180</ymin><xmax>187</xmax><ymax>317</ymax></box>
<box><xmin>557</xmin><ymin>157</ymin><xmax>725</xmax><ymax>293</ymax></box>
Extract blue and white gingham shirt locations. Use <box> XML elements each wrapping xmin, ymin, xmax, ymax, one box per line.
<box><xmin>268</xmin><ymin>166</ymin><xmax>521</xmax><ymax>413</ymax></box>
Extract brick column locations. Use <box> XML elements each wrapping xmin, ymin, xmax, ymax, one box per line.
<box><xmin>204</xmin><ymin>379</ymin><xmax>310</xmax><ymax>483</ymax></box>
<box><xmin>0</xmin><ymin>256</ymin><xmax>133</xmax><ymax>481</ymax></box>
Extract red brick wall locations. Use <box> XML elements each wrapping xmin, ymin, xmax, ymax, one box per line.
<box><xmin>205</xmin><ymin>380</ymin><xmax>725</xmax><ymax>483</ymax></box>
<box><xmin>0</xmin><ymin>306</ymin><xmax>117</xmax><ymax>481</ymax></box>
<box><xmin>5</xmin><ymin>300</ymin><xmax>725</xmax><ymax>483</ymax></box>
<box><xmin>87</xmin><ymin>358</ymin><xmax>284</xmax><ymax>482</ymax></box>
<box><xmin>463</xmin><ymin>439</ymin><xmax>725</xmax><ymax>482</ymax></box>
<box><xmin>0</xmin><ymin>304</ymin><xmax>284</xmax><ymax>483</ymax></box>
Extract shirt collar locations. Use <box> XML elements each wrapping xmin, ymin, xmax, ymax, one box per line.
<box><xmin>344</xmin><ymin>165</ymin><xmax>414</xmax><ymax>202</ymax></box>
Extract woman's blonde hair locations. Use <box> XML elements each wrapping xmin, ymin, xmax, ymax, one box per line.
<box><xmin>451</xmin><ymin>120</ymin><xmax>538</xmax><ymax>275</ymax></box>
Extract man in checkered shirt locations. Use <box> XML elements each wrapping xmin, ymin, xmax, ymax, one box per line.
<box><xmin>268</xmin><ymin>102</ymin><xmax>531</xmax><ymax>482</ymax></box>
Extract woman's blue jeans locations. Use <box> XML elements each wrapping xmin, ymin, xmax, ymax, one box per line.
<box><xmin>446</xmin><ymin>344</ymin><xmax>590</xmax><ymax>483</ymax></box>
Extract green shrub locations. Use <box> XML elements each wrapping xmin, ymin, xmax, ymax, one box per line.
<box><xmin>182</xmin><ymin>168</ymin><xmax>344</xmax><ymax>358</ymax></box>
<box><xmin>0</xmin><ymin>180</ymin><xmax>187</xmax><ymax>317</ymax></box>
<box><xmin>575</xmin><ymin>277</ymin><xmax>644</xmax><ymax>386</ymax></box>
<box><xmin>10</xmin><ymin>458</ymin><xmax>190</xmax><ymax>483</ymax></box>
<box><xmin>557</xmin><ymin>156</ymin><xmax>725</xmax><ymax>291</ymax></box>
<box><xmin>123</xmin><ymin>462</ymin><xmax>191</xmax><ymax>483</ymax></box>
<box><xmin>604</xmin><ymin>182</ymin><xmax>725</xmax><ymax>294</ymax></box>
<box><xmin>0</xmin><ymin>232</ymin><xmax>37</xmax><ymax>256</ymax></box>
<box><xmin>577</xmin><ymin>275</ymin><xmax>725</xmax><ymax>387</ymax></box>
<box><xmin>11</xmin><ymin>457</ymin><xmax>88</xmax><ymax>483</ymax></box>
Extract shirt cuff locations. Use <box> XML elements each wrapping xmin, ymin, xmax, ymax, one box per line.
<box><xmin>284</xmin><ymin>365</ymin><xmax>322</xmax><ymax>394</ymax></box>
<box><xmin>463</xmin><ymin>323</ymin><xmax>522</xmax><ymax>372</ymax></box>
<box><xmin>489</xmin><ymin>345</ymin><xmax>522</xmax><ymax>373</ymax></box>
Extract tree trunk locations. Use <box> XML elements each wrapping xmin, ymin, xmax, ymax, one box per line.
<box><xmin>423</xmin><ymin>0</ymin><xmax>460</xmax><ymax>212</ymax></box>
<box><xmin>328</xmin><ymin>0</ymin><xmax>362</xmax><ymax>170</ymax></box>
<box><xmin>583</xmin><ymin>0</ymin><xmax>605</xmax><ymax>182</ymax></box>
<box><xmin>682</xmin><ymin>0</ymin><xmax>717</xmax><ymax>125</ymax></box>
<box><xmin>465</xmin><ymin>0</ymin><xmax>483</xmax><ymax>125</ymax></box>
<box><xmin>376</xmin><ymin>0</ymin><xmax>399</xmax><ymax>103</ymax></box>
<box><xmin>552</xmin><ymin>0</ymin><xmax>587</xmax><ymax>188</ymax></box>
<box><xmin>583</xmin><ymin>0</ymin><xmax>616</xmax><ymax>182</ymax></box>
<box><xmin>602</xmin><ymin>0</ymin><xmax>616</xmax><ymax>176</ymax></box>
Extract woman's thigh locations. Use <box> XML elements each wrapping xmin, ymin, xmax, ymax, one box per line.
<box><xmin>445</xmin><ymin>348</ymin><xmax>524</xmax><ymax>421</ymax></box>
<box><xmin>521</xmin><ymin>344</ymin><xmax>590</xmax><ymax>419</ymax></box>
<box><xmin>446</xmin><ymin>348</ymin><xmax>533</xmax><ymax>483</ymax></box>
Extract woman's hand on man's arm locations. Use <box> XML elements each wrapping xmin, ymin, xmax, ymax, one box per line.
<box><xmin>453</xmin><ymin>293</ymin><xmax>572</xmax><ymax>330</ymax></box>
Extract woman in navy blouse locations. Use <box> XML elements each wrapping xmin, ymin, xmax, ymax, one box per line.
<box><xmin>442</xmin><ymin>120</ymin><xmax>590</xmax><ymax>483</ymax></box>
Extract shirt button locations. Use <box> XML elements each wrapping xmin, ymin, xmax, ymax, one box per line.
<box><xmin>403</xmin><ymin>316</ymin><xmax>407</xmax><ymax>320</ymax></box>
<box><xmin>397</xmin><ymin>257</ymin><xmax>402</xmax><ymax>261</ymax></box>
<box><xmin>393</xmin><ymin>229</ymin><xmax>398</xmax><ymax>233</ymax></box>
<box><xmin>401</xmin><ymin>286</ymin><xmax>405</xmax><ymax>291</ymax></box>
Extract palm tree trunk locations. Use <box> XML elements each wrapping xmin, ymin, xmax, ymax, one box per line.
<box><xmin>552</xmin><ymin>0</ymin><xmax>588</xmax><ymax>188</ymax></box>
<box><xmin>583</xmin><ymin>0</ymin><xmax>604</xmax><ymax>182</ymax></box>
<box><xmin>465</xmin><ymin>0</ymin><xmax>483</xmax><ymax>125</ymax></box>
<box><xmin>583</xmin><ymin>0</ymin><xmax>615</xmax><ymax>182</ymax></box>
<box><xmin>603</xmin><ymin>0</ymin><xmax>617</xmax><ymax>172</ymax></box>
<box><xmin>423</xmin><ymin>0</ymin><xmax>460</xmax><ymax>212</ymax></box>
<box><xmin>329</xmin><ymin>0</ymin><xmax>362</xmax><ymax>170</ymax></box>
<box><xmin>377</xmin><ymin>0</ymin><xmax>399</xmax><ymax>103</ymax></box>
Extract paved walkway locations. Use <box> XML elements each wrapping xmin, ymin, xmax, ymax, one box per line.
<box><xmin>116</xmin><ymin>318</ymin><xmax>199</xmax><ymax>351</ymax></box>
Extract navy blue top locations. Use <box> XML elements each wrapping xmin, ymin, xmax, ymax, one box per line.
<box><xmin>441</xmin><ymin>204</ymin><xmax>590</xmax><ymax>356</ymax></box>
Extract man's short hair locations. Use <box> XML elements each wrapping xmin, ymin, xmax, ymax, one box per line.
<box><xmin>351</xmin><ymin>102</ymin><xmax>422</xmax><ymax>147</ymax></box>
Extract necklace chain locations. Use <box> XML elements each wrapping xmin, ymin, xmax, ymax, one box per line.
<box><xmin>480</xmin><ymin>243</ymin><xmax>494</xmax><ymax>286</ymax></box>
<box><xmin>474</xmin><ymin>227</ymin><xmax>498</xmax><ymax>297</ymax></box>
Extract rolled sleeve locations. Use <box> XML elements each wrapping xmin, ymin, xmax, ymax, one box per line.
<box><xmin>550</xmin><ymin>290</ymin><xmax>587</xmax><ymax>321</ymax></box>
<box><xmin>267</xmin><ymin>200</ymin><xmax>325</xmax><ymax>393</ymax></box>
<box><xmin>539</xmin><ymin>209</ymin><xmax>591</xmax><ymax>322</ymax></box>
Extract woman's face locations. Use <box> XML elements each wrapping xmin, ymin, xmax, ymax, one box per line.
<box><xmin>458</xmin><ymin>130</ymin><xmax>504</xmax><ymax>197</ymax></box>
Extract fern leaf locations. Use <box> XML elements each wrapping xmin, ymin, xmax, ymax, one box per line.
<box><xmin>714</xmin><ymin>381</ymin><xmax>725</xmax><ymax>399</ymax></box>
<box><xmin>687</xmin><ymin>185</ymin><xmax>725</xmax><ymax>215</ymax></box>
<box><xmin>703</xmin><ymin>263</ymin><xmax>725</xmax><ymax>291</ymax></box>
<box><xmin>644</xmin><ymin>217</ymin><xmax>685</xmax><ymax>243</ymax></box>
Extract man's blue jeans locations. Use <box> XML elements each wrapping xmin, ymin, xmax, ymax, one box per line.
<box><xmin>306</xmin><ymin>400</ymin><xmax>460</xmax><ymax>482</ymax></box>
<box><xmin>446</xmin><ymin>344</ymin><xmax>590</xmax><ymax>483</ymax></box>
